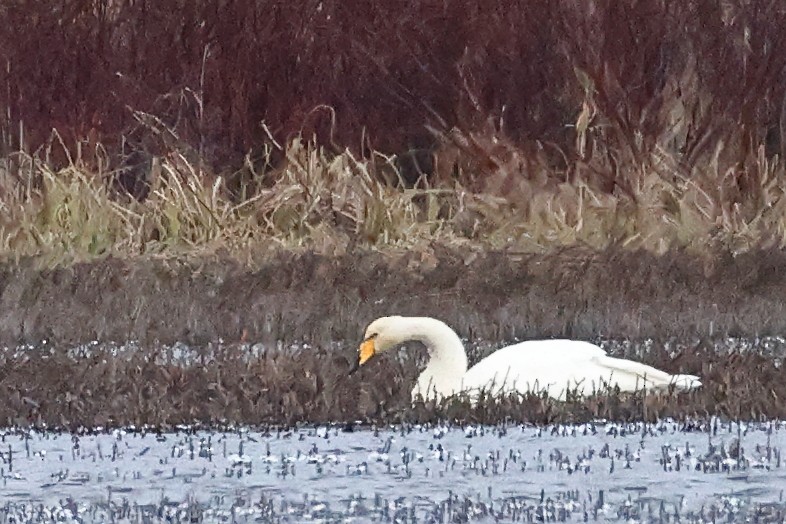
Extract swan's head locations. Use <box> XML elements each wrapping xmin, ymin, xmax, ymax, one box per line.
<box><xmin>349</xmin><ymin>316</ymin><xmax>409</xmax><ymax>374</ymax></box>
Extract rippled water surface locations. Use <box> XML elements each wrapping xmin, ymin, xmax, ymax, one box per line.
<box><xmin>2</xmin><ymin>420</ymin><xmax>786</xmax><ymax>523</ymax></box>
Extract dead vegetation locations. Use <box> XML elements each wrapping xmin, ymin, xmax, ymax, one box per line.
<box><xmin>3</xmin><ymin>135</ymin><xmax>786</xmax><ymax>265</ymax></box>
<box><xmin>3</xmin><ymin>247</ymin><xmax>786</xmax><ymax>349</ymax></box>
<box><xmin>1</xmin><ymin>1</ymin><xmax>786</xmax><ymax>263</ymax></box>
<box><xmin>0</xmin><ymin>339</ymin><xmax>781</xmax><ymax>429</ymax></box>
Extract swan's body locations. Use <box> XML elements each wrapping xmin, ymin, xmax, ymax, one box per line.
<box><xmin>354</xmin><ymin>316</ymin><xmax>701</xmax><ymax>401</ymax></box>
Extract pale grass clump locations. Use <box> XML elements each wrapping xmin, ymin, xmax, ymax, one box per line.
<box><xmin>0</xmin><ymin>157</ymin><xmax>130</xmax><ymax>266</ymax></box>
<box><xmin>427</xmin><ymin>122</ymin><xmax>786</xmax><ymax>255</ymax></box>
<box><xmin>2</xmin><ymin>134</ymin><xmax>786</xmax><ymax>267</ymax></box>
<box><xmin>0</xmin><ymin>138</ymin><xmax>477</xmax><ymax>264</ymax></box>
<box><xmin>252</xmin><ymin>138</ymin><xmax>453</xmax><ymax>248</ymax></box>
<box><xmin>494</xmin><ymin>154</ymin><xmax>786</xmax><ymax>256</ymax></box>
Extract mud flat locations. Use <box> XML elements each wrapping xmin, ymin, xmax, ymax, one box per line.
<box><xmin>1</xmin><ymin>421</ymin><xmax>785</xmax><ymax>523</ymax></box>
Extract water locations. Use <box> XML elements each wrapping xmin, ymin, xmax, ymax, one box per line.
<box><xmin>2</xmin><ymin>420</ymin><xmax>786</xmax><ymax>523</ymax></box>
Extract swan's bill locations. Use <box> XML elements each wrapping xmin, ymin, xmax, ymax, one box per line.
<box><xmin>359</xmin><ymin>338</ymin><xmax>376</xmax><ymax>365</ymax></box>
<box><xmin>349</xmin><ymin>337</ymin><xmax>377</xmax><ymax>375</ymax></box>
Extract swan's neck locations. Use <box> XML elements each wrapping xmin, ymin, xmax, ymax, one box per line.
<box><xmin>406</xmin><ymin>317</ymin><xmax>468</xmax><ymax>400</ymax></box>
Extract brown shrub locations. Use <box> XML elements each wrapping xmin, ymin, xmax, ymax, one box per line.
<box><xmin>2</xmin><ymin>0</ymin><xmax>785</xmax><ymax>177</ymax></box>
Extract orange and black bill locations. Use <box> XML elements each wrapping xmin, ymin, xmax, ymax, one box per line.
<box><xmin>349</xmin><ymin>336</ymin><xmax>376</xmax><ymax>375</ymax></box>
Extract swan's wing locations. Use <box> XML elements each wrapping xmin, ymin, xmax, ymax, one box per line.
<box><xmin>588</xmin><ymin>355</ymin><xmax>702</xmax><ymax>390</ymax></box>
<box><xmin>462</xmin><ymin>340</ymin><xmax>608</xmax><ymax>396</ymax></box>
<box><xmin>592</xmin><ymin>355</ymin><xmax>673</xmax><ymax>383</ymax></box>
<box><xmin>473</xmin><ymin>339</ymin><xmax>608</xmax><ymax>360</ymax></box>
<box><xmin>461</xmin><ymin>339</ymin><xmax>701</xmax><ymax>397</ymax></box>
<box><xmin>595</xmin><ymin>355</ymin><xmax>702</xmax><ymax>385</ymax></box>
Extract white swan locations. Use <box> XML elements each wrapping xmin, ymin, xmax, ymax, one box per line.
<box><xmin>350</xmin><ymin>316</ymin><xmax>701</xmax><ymax>401</ymax></box>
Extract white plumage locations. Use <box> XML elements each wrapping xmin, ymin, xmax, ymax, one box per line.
<box><xmin>355</xmin><ymin>316</ymin><xmax>701</xmax><ymax>401</ymax></box>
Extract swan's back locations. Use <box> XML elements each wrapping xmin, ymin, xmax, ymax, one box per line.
<box><xmin>461</xmin><ymin>339</ymin><xmax>699</xmax><ymax>399</ymax></box>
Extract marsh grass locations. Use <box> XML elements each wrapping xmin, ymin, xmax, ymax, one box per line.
<box><xmin>0</xmin><ymin>137</ymin><xmax>467</xmax><ymax>265</ymax></box>
<box><xmin>2</xmin><ymin>131</ymin><xmax>786</xmax><ymax>266</ymax></box>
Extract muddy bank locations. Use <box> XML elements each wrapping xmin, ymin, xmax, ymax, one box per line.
<box><xmin>0</xmin><ymin>246</ymin><xmax>785</xmax><ymax>347</ymax></box>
